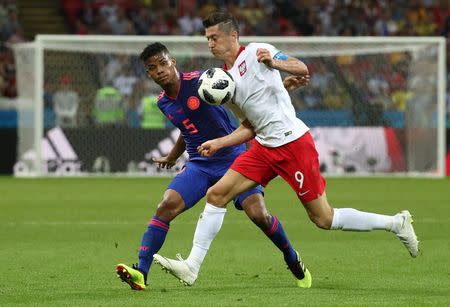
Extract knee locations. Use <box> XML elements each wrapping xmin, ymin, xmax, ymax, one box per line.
<box><xmin>155</xmin><ymin>197</ymin><xmax>184</xmax><ymax>221</ymax></box>
<box><xmin>308</xmin><ymin>211</ymin><xmax>333</xmax><ymax>230</ymax></box>
<box><xmin>241</xmin><ymin>194</ymin><xmax>271</xmax><ymax>229</ymax></box>
<box><xmin>206</xmin><ymin>186</ymin><xmax>227</xmax><ymax>207</ymax></box>
<box><xmin>247</xmin><ymin>208</ymin><xmax>272</xmax><ymax>229</ymax></box>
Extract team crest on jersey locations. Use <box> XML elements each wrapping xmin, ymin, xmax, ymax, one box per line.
<box><xmin>187</xmin><ymin>96</ymin><xmax>200</xmax><ymax>110</ymax></box>
<box><xmin>238</xmin><ymin>60</ymin><xmax>247</xmax><ymax>76</ymax></box>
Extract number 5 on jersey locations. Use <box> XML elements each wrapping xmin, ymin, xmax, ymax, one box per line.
<box><xmin>182</xmin><ymin>118</ymin><xmax>198</xmax><ymax>134</ymax></box>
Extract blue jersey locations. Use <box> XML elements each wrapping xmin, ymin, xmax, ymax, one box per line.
<box><xmin>157</xmin><ymin>71</ymin><xmax>245</xmax><ymax>161</ymax></box>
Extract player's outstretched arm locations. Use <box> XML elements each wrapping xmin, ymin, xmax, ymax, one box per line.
<box><xmin>256</xmin><ymin>48</ymin><xmax>309</xmax><ymax>77</ymax></box>
<box><xmin>197</xmin><ymin>119</ymin><xmax>255</xmax><ymax>157</ymax></box>
<box><xmin>152</xmin><ymin>134</ymin><xmax>185</xmax><ymax>169</ymax></box>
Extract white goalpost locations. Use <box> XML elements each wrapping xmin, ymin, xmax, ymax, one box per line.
<box><xmin>13</xmin><ymin>35</ymin><xmax>446</xmax><ymax>177</ymax></box>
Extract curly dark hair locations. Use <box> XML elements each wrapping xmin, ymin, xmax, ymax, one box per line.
<box><xmin>140</xmin><ymin>42</ymin><xmax>170</xmax><ymax>62</ymax></box>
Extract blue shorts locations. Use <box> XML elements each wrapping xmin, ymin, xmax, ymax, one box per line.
<box><xmin>167</xmin><ymin>159</ymin><xmax>264</xmax><ymax>210</ymax></box>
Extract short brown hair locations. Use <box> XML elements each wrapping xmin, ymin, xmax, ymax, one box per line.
<box><xmin>202</xmin><ymin>10</ymin><xmax>239</xmax><ymax>35</ymax></box>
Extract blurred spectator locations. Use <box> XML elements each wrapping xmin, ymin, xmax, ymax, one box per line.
<box><xmin>301</xmin><ymin>87</ymin><xmax>324</xmax><ymax>110</ymax></box>
<box><xmin>139</xmin><ymin>94</ymin><xmax>165</xmax><ymax>129</ymax></box>
<box><xmin>100</xmin><ymin>55</ymin><xmax>126</xmax><ymax>87</ymax></box>
<box><xmin>414</xmin><ymin>8</ymin><xmax>438</xmax><ymax>35</ymax></box>
<box><xmin>93</xmin><ymin>85</ymin><xmax>124</xmax><ymax>125</ymax></box>
<box><xmin>0</xmin><ymin>6</ymin><xmax>18</xmax><ymax>41</ymax></box>
<box><xmin>240</xmin><ymin>0</ymin><xmax>265</xmax><ymax>35</ymax></box>
<box><xmin>150</xmin><ymin>10</ymin><xmax>173</xmax><ymax>35</ymax></box>
<box><xmin>110</xmin><ymin>7</ymin><xmax>133</xmax><ymax>35</ymax></box>
<box><xmin>99</xmin><ymin>0</ymin><xmax>119</xmax><ymax>26</ymax></box>
<box><xmin>433</xmin><ymin>0</ymin><xmax>449</xmax><ymax>29</ymax></box>
<box><xmin>132</xmin><ymin>6</ymin><xmax>152</xmax><ymax>35</ymax></box>
<box><xmin>178</xmin><ymin>9</ymin><xmax>203</xmax><ymax>35</ymax></box>
<box><xmin>391</xmin><ymin>85</ymin><xmax>412</xmax><ymax>112</ymax></box>
<box><xmin>113</xmin><ymin>65</ymin><xmax>138</xmax><ymax>100</ymax></box>
<box><xmin>0</xmin><ymin>47</ymin><xmax>15</xmax><ymax>97</ymax></box>
<box><xmin>53</xmin><ymin>75</ymin><xmax>80</xmax><ymax>128</ymax></box>
<box><xmin>198</xmin><ymin>0</ymin><xmax>217</xmax><ymax>19</ymax></box>
<box><xmin>374</xmin><ymin>9</ymin><xmax>399</xmax><ymax>36</ymax></box>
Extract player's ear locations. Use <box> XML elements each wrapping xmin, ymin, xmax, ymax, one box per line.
<box><xmin>171</xmin><ymin>57</ymin><xmax>176</xmax><ymax>66</ymax></box>
<box><xmin>231</xmin><ymin>30</ymin><xmax>238</xmax><ymax>40</ymax></box>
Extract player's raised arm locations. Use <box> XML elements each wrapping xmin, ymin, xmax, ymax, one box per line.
<box><xmin>256</xmin><ymin>48</ymin><xmax>309</xmax><ymax>77</ymax></box>
<box><xmin>152</xmin><ymin>134</ymin><xmax>185</xmax><ymax>169</ymax></box>
<box><xmin>197</xmin><ymin>119</ymin><xmax>255</xmax><ymax>157</ymax></box>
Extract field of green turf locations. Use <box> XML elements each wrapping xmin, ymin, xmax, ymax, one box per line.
<box><xmin>1</xmin><ymin>177</ymin><xmax>449</xmax><ymax>306</ymax></box>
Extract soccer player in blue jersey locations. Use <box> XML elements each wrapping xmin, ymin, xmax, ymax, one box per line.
<box><xmin>116</xmin><ymin>42</ymin><xmax>310</xmax><ymax>290</ymax></box>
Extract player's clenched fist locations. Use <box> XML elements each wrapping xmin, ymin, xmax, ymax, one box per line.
<box><xmin>283</xmin><ymin>75</ymin><xmax>310</xmax><ymax>91</ymax></box>
<box><xmin>256</xmin><ymin>48</ymin><xmax>273</xmax><ymax>67</ymax></box>
<box><xmin>197</xmin><ymin>139</ymin><xmax>221</xmax><ymax>157</ymax></box>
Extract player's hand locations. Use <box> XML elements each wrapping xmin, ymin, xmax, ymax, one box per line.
<box><xmin>197</xmin><ymin>139</ymin><xmax>221</xmax><ymax>157</ymax></box>
<box><xmin>283</xmin><ymin>75</ymin><xmax>310</xmax><ymax>91</ymax></box>
<box><xmin>256</xmin><ymin>48</ymin><xmax>274</xmax><ymax>67</ymax></box>
<box><xmin>152</xmin><ymin>156</ymin><xmax>177</xmax><ymax>169</ymax></box>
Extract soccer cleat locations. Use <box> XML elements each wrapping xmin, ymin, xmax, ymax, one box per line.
<box><xmin>116</xmin><ymin>263</ymin><xmax>146</xmax><ymax>290</ymax></box>
<box><xmin>153</xmin><ymin>253</ymin><xmax>197</xmax><ymax>286</ymax></box>
<box><xmin>394</xmin><ymin>210</ymin><xmax>419</xmax><ymax>258</ymax></box>
<box><xmin>287</xmin><ymin>251</ymin><xmax>312</xmax><ymax>288</ymax></box>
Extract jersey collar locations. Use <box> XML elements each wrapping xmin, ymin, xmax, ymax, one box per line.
<box><xmin>223</xmin><ymin>45</ymin><xmax>246</xmax><ymax>70</ymax></box>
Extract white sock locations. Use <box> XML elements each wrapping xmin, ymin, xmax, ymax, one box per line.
<box><xmin>186</xmin><ymin>203</ymin><xmax>227</xmax><ymax>275</ymax></box>
<box><xmin>331</xmin><ymin>208</ymin><xmax>394</xmax><ymax>232</ymax></box>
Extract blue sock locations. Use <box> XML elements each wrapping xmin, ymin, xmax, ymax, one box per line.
<box><xmin>263</xmin><ymin>216</ymin><xmax>298</xmax><ymax>265</ymax></box>
<box><xmin>138</xmin><ymin>215</ymin><xmax>169</xmax><ymax>279</ymax></box>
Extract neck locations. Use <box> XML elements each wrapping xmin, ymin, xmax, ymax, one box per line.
<box><xmin>162</xmin><ymin>72</ymin><xmax>180</xmax><ymax>98</ymax></box>
<box><xmin>223</xmin><ymin>43</ymin><xmax>241</xmax><ymax>68</ymax></box>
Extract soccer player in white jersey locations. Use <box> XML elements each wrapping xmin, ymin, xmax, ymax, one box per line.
<box><xmin>153</xmin><ymin>11</ymin><xmax>419</xmax><ymax>287</ymax></box>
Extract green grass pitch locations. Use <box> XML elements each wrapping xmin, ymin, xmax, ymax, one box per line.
<box><xmin>1</xmin><ymin>177</ymin><xmax>449</xmax><ymax>306</ymax></box>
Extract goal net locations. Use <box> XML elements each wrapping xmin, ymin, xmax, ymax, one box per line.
<box><xmin>13</xmin><ymin>35</ymin><xmax>446</xmax><ymax>177</ymax></box>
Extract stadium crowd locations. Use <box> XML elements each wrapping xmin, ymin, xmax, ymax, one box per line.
<box><xmin>61</xmin><ymin>0</ymin><xmax>449</xmax><ymax>37</ymax></box>
<box><xmin>58</xmin><ymin>0</ymin><xmax>450</xmax><ymax>128</ymax></box>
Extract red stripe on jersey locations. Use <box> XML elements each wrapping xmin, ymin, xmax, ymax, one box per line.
<box><xmin>182</xmin><ymin>71</ymin><xmax>200</xmax><ymax>80</ymax></box>
<box><xmin>224</xmin><ymin>45</ymin><xmax>246</xmax><ymax>70</ymax></box>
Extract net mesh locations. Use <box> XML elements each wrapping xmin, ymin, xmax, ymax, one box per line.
<box><xmin>12</xmin><ymin>36</ymin><xmax>443</xmax><ymax>176</ymax></box>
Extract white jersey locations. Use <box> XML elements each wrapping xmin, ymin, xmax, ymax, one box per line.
<box><xmin>226</xmin><ymin>43</ymin><xmax>309</xmax><ymax>147</ymax></box>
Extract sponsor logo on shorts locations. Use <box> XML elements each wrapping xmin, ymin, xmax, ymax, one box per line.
<box><xmin>298</xmin><ymin>190</ymin><xmax>309</xmax><ymax>197</ymax></box>
<box><xmin>284</xmin><ymin>131</ymin><xmax>292</xmax><ymax>136</ymax></box>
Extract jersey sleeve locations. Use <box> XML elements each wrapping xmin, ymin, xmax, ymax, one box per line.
<box><xmin>253</xmin><ymin>43</ymin><xmax>289</xmax><ymax>60</ymax></box>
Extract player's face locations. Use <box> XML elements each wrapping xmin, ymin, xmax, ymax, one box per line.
<box><xmin>144</xmin><ymin>52</ymin><xmax>177</xmax><ymax>87</ymax></box>
<box><xmin>205</xmin><ymin>25</ymin><xmax>236</xmax><ymax>60</ymax></box>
